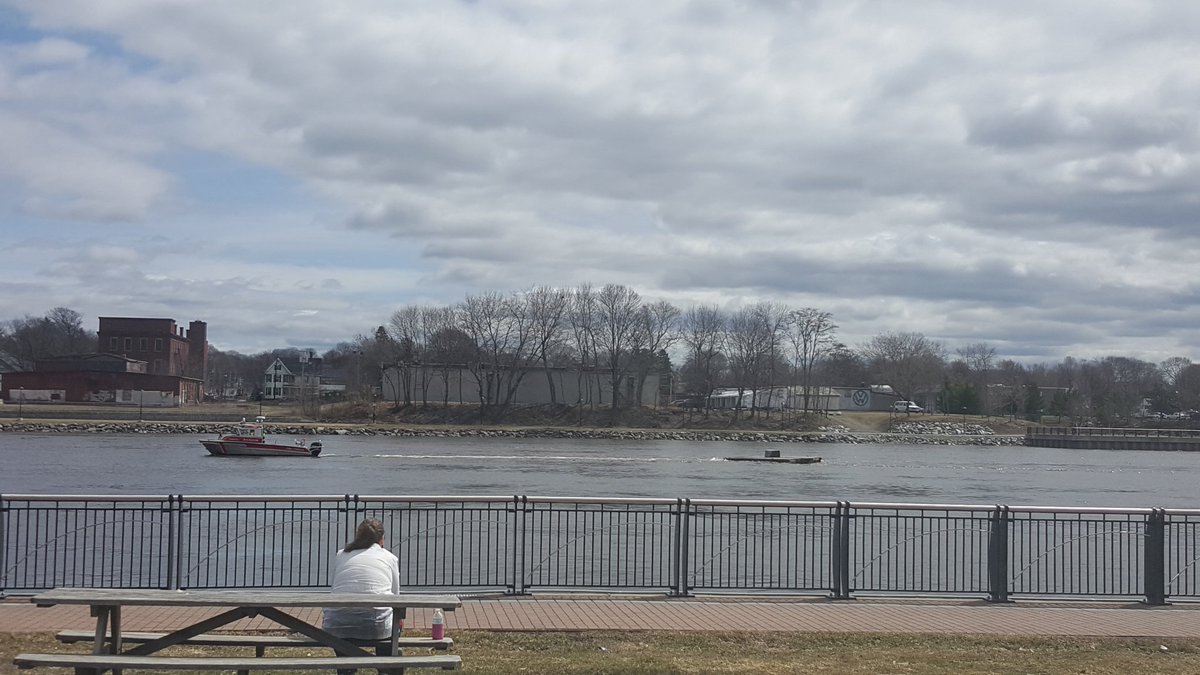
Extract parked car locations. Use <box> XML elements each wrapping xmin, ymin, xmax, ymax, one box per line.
<box><xmin>892</xmin><ymin>401</ymin><xmax>923</xmax><ymax>413</ymax></box>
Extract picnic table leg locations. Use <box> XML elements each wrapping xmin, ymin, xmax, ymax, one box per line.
<box><xmin>110</xmin><ymin>606</ymin><xmax>123</xmax><ymax>675</ymax></box>
<box><xmin>90</xmin><ymin>606</ymin><xmax>109</xmax><ymax>654</ymax></box>
<box><xmin>384</xmin><ymin>608</ymin><xmax>407</xmax><ymax>675</ymax></box>
<box><xmin>79</xmin><ymin>605</ymin><xmax>110</xmax><ymax>675</ymax></box>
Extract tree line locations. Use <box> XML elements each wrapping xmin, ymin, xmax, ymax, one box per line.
<box><xmin>3</xmin><ymin>297</ymin><xmax>1198</xmax><ymax>423</ymax></box>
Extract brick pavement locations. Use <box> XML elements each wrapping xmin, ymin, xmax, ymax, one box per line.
<box><xmin>3</xmin><ymin>596</ymin><xmax>1200</xmax><ymax>638</ymax></box>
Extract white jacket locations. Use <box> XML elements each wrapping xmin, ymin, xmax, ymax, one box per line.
<box><xmin>321</xmin><ymin>543</ymin><xmax>401</xmax><ymax>639</ymax></box>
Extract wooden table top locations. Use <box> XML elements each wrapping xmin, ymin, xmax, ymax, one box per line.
<box><xmin>33</xmin><ymin>588</ymin><xmax>461</xmax><ymax>609</ymax></box>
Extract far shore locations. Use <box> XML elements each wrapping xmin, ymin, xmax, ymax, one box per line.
<box><xmin>0</xmin><ymin>401</ymin><xmax>1042</xmax><ymax>445</ymax></box>
<box><xmin>0</xmin><ymin>417</ymin><xmax>1026</xmax><ymax>446</ymax></box>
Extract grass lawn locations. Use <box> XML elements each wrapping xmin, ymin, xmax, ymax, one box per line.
<box><xmin>4</xmin><ymin>631</ymin><xmax>1199</xmax><ymax>674</ymax></box>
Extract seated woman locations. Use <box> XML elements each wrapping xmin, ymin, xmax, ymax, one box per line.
<box><xmin>322</xmin><ymin>518</ymin><xmax>400</xmax><ymax>673</ymax></box>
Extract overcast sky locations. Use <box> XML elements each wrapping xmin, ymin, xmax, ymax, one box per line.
<box><xmin>1</xmin><ymin>1</ymin><xmax>1198</xmax><ymax>363</ymax></box>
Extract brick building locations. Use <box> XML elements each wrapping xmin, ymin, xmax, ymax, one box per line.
<box><xmin>0</xmin><ymin>317</ymin><xmax>208</xmax><ymax>406</ymax></box>
<box><xmin>97</xmin><ymin>317</ymin><xmax>208</xmax><ymax>378</ymax></box>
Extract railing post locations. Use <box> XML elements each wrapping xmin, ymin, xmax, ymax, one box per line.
<box><xmin>829</xmin><ymin>501</ymin><xmax>842</xmax><ymax>599</ymax></box>
<box><xmin>829</xmin><ymin>501</ymin><xmax>852</xmax><ymax>600</ymax></box>
<box><xmin>509</xmin><ymin>495</ymin><xmax>527</xmax><ymax>595</ymax></box>
<box><xmin>670</xmin><ymin>498</ymin><xmax>680</xmax><ymax>596</ymax></box>
<box><xmin>340</xmin><ymin>494</ymin><xmax>353</xmax><ymax>543</ymax></box>
<box><xmin>1144</xmin><ymin>508</ymin><xmax>1166</xmax><ymax>606</ymax></box>
<box><xmin>0</xmin><ymin>494</ymin><xmax>7</xmax><ymax>599</ymax></box>
<box><xmin>841</xmin><ymin>502</ymin><xmax>852</xmax><ymax>598</ymax></box>
<box><xmin>987</xmin><ymin>505</ymin><xmax>1010</xmax><ymax>602</ymax></box>
<box><xmin>165</xmin><ymin>495</ymin><xmax>177</xmax><ymax>590</ymax></box>
<box><xmin>671</xmin><ymin>498</ymin><xmax>692</xmax><ymax>597</ymax></box>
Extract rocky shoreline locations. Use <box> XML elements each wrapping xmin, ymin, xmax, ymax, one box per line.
<box><xmin>0</xmin><ymin>420</ymin><xmax>1026</xmax><ymax>446</ymax></box>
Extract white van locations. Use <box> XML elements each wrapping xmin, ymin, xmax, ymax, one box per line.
<box><xmin>892</xmin><ymin>401</ymin><xmax>923</xmax><ymax>413</ymax></box>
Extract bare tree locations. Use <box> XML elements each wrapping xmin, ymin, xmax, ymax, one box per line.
<box><xmin>566</xmin><ymin>284</ymin><xmax>601</xmax><ymax>410</ymax></box>
<box><xmin>956</xmin><ymin>342</ymin><xmax>996</xmax><ymax>414</ymax></box>
<box><xmin>725</xmin><ymin>303</ymin><xmax>785</xmax><ymax>420</ymax></box>
<box><xmin>1160</xmin><ymin>357</ymin><xmax>1192</xmax><ymax>388</ymax></box>
<box><xmin>632</xmin><ymin>300</ymin><xmax>680</xmax><ymax>407</ymax></box>
<box><xmin>424</xmin><ymin>306</ymin><xmax>469</xmax><ymax>406</ymax></box>
<box><xmin>0</xmin><ymin>307</ymin><xmax>96</xmax><ymax>369</ymax></box>
<box><xmin>501</xmin><ymin>291</ymin><xmax>540</xmax><ymax>407</ymax></box>
<box><xmin>593</xmin><ymin>284</ymin><xmax>643</xmax><ymax>411</ymax></box>
<box><xmin>1176</xmin><ymin>364</ymin><xmax>1200</xmax><ymax>412</ymax></box>
<box><xmin>679</xmin><ymin>305</ymin><xmax>726</xmax><ymax>416</ymax></box>
<box><xmin>992</xmin><ymin>359</ymin><xmax>1026</xmax><ymax>416</ymax></box>
<box><xmin>815</xmin><ymin>342</ymin><xmax>867</xmax><ymax>388</ymax></box>
<box><xmin>47</xmin><ymin>307</ymin><xmax>93</xmax><ymax>353</ymax></box>
<box><xmin>957</xmin><ymin>343</ymin><xmax>997</xmax><ymax>373</ymax></box>
<box><xmin>456</xmin><ymin>291</ymin><xmax>538</xmax><ymax>417</ymax></box>
<box><xmin>785</xmin><ymin>308</ymin><xmax>837</xmax><ymax>413</ymax></box>
<box><xmin>526</xmin><ymin>286</ymin><xmax>571</xmax><ymax>404</ymax></box>
<box><xmin>860</xmin><ymin>331</ymin><xmax>947</xmax><ymax>407</ymax></box>
<box><xmin>1076</xmin><ymin>356</ymin><xmax>1162</xmax><ymax>423</ymax></box>
<box><xmin>387</xmin><ymin>306</ymin><xmax>423</xmax><ymax>406</ymax></box>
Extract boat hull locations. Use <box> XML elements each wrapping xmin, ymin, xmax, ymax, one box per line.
<box><xmin>202</xmin><ymin>440</ymin><xmax>321</xmax><ymax>457</ymax></box>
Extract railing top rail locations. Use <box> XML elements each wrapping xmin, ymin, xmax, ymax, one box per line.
<box><xmin>1006</xmin><ymin>505</ymin><xmax>1156</xmax><ymax>515</ymax></box>
<box><xmin>522</xmin><ymin>496</ymin><xmax>680</xmax><ymax>505</ymax></box>
<box><xmin>180</xmin><ymin>494</ymin><xmax>521</xmax><ymax>503</ymax></box>
<box><xmin>687</xmin><ymin>498</ymin><xmax>843</xmax><ymax>508</ymax></box>
<box><xmin>839</xmin><ymin>501</ymin><xmax>1002</xmax><ymax>511</ymax></box>
<box><xmin>0</xmin><ymin>494</ymin><xmax>176</xmax><ymax>502</ymax></box>
<box><xmin>0</xmin><ymin>494</ymin><xmax>1182</xmax><ymax>514</ymax></box>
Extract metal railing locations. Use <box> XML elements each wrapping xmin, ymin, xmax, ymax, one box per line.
<box><xmin>4</xmin><ymin>494</ymin><xmax>1199</xmax><ymax>604</ymax></box>
<box><xmin>1027</xmin><ymin>426</ymin><xmax>1200</xmax><ymax>438</ymax></box>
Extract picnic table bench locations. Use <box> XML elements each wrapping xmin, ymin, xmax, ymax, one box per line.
<box><xmin>14</xmin><ymin>653</ymin><xmax>461</xmax><ymax>672</ymax></box>
<box><xmin>55</xmin><ymin>629</ymin><xmax>453</xmax><ymax>655</ymax></box>
<box><xmin>14</xmin><ymin>587</ymin><xmax>462</xmax><ymax>674</ymax></box>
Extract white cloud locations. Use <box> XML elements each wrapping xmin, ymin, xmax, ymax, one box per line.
<box><xmin>0</xmin><ymin>0</ymin><xmax>1198</xmax><ymax>361</ymax></box>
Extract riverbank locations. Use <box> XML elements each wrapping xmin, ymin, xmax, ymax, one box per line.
<box><xmin>0</xmin><ymin>419</ymin><xmax>1026</xmax><ymax>445</ymax></box>
<box><xmin>0</xmin><ymin>401</ymin><xmax>1037</xmax><ymax>445</ymax></box>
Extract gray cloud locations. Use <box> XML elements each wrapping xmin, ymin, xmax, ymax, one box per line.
<box><xmin>1</xmin><ymin>0</ymin><xmax>1198</xmax><ymax>362</ymax></box>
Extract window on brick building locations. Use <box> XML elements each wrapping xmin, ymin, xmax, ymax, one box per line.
<box><xmin>109</xmin><ymin>337</ymin><xmax>118</xmax><ymax>350</ymax></box>
<box><xmin>123</xmin><ymin>338</ymin><xmax>131</xmax><ymax>351</ymax></box>
<box><xmin>139</xmin><ymin>338</ymin><xmax>148</xmax><ymax>351</ymax></box>
<box><xmin>155</xmin><ymin>338</ymin><xmax>163</xmax><ymax>352</ymax></box>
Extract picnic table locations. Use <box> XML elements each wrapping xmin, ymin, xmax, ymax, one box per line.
<box><xmin>13</xmin><ymin>587</ymin><xmax>462</xmax><ymax>673</ymax></box>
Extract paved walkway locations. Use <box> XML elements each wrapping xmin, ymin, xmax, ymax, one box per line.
<box><xmin>3</xmin><ymin>595</ymin><xmax>1200</xmax><ymax>638</ymax></box>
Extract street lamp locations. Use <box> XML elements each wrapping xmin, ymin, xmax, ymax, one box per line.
<box><xmin>18</xmin><ymin>386</ymin><xmax>24</xmax><ymax>421</ymax></box>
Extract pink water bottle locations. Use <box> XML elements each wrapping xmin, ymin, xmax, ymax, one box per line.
<box><xmin>431</xmin><ymin>609</ymin><xmax>445</xmax><ymax>640</ymax></box>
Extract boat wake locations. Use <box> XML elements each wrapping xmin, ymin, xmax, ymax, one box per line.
<box><xmin>373</xmin><ymin>453</ymin><xmax>690</xmax><ymax>462</ymax></box>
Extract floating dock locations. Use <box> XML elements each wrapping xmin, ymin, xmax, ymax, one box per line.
<box><xmin>725</xmin><ymin>449</ymin><xmax>822</xmax><ymax>464</ymax></box>
<box><xmin>724</xmin><ymin>456</ymin><xmax>822</xmax><ymax>464</ymax></box>
<box><xmin>1025</xmin><ymin>426</ymin><xmax>1200</xmax><ymax>451</ymax></box>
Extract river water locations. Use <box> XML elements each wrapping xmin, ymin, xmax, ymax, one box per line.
<box><xmin>2</xmin><ymin>433</ymin><xmax>1196</xmax><ymax>508</ymax></box>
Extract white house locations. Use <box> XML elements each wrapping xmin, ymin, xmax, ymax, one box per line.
<box><xmin>262</xmin><ymin>353</ymin><xmax>322</xmax><ymax>400</ymax></box>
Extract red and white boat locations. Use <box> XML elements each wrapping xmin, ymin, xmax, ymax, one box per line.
<box><xmin>201</xmin><ymin>417</ymin><xmax>322</xmax><ymax>457</ymax></box>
